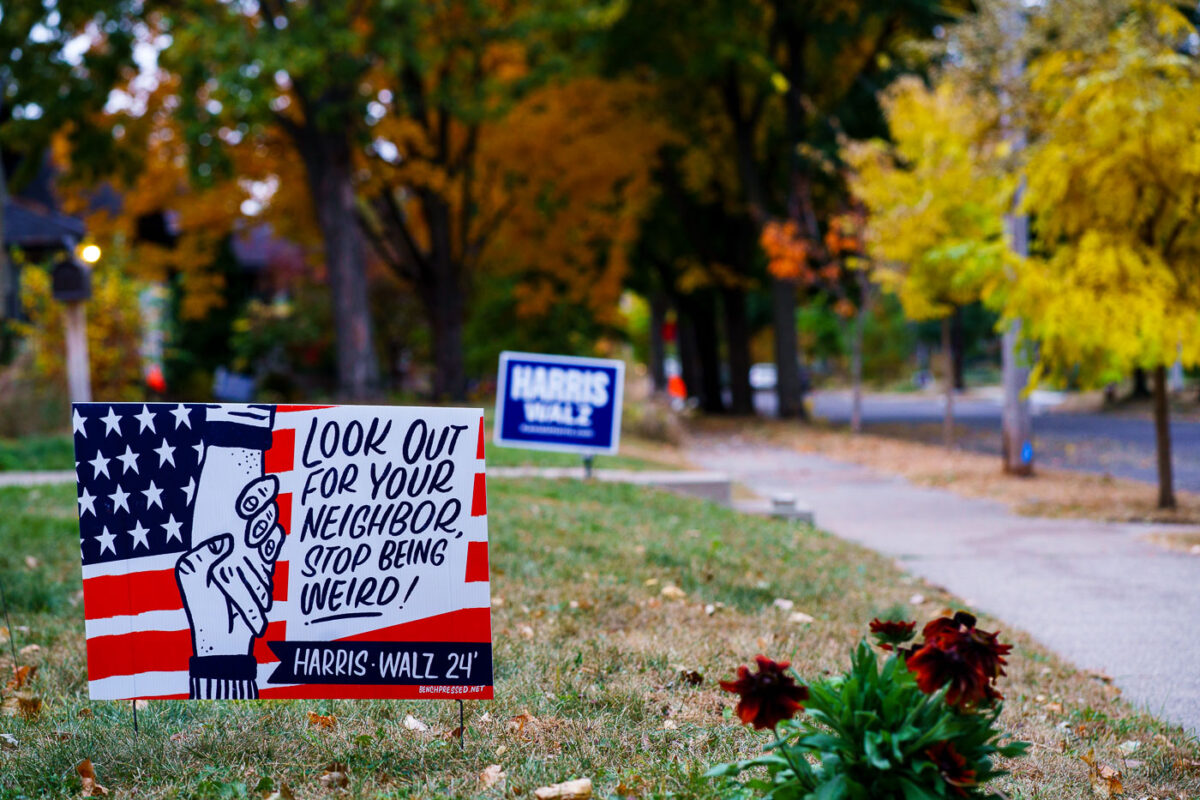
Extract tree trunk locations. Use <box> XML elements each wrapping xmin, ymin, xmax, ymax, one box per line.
<box><xmin>1131</xmin><ymin>367</ymin><xmax>1151</xmax><ymax>399</ymax></box>
<box><xmin>1153</xmin><ymin>364</ymin><xmax>1176</xmax><ymax>509</ymax></box>
<box><xmin>722</xmin><ymin>287</ymin><xmax>754</xmax><ymax>415</ymax></box>
<box><xmin>850</xmin><ymin>285</ymin><xmax>867</xmax><ymax>434</ymax></box>
<box><xmin>677</xmin><ymin>305</ymin><xmax>701</xmax><ymax>406</ymax></box>
<box><xmin>693</xmin><ymin>293</ymin><xmax>725</xmax><ymax>414</ymax></box>
<box><xmin>942</xmin><ymin>315</ymin><xmax>955</xmax><ymax>449</ymax></box>
<box><xmin>951</xmin><ymin>306</ymin><xmax>966</xmax><ymax>391</ymax></box>
<box><xmin>648</xmin><ymin>293</ymin><xmax>668</xmax><ymax>394</ymax></box>
<box><xmin>773</xmin><ymin>277</ymin><xmax>806</xmax><ymax>419</ymax></box>
<box><xmin>423</xmin><ymin>196</ymin><xmax>467</xmax><ymax>401</ymax></box>
<box><xmin>423</xmin><ymin>276</ymin><xmax>466</xmax><ymax>402</ymax></box>
<box><xmin>0</xmin><ymin>143</ymin><xmax>9</xmax><ymax>324</ymax></box>
<box><xmin>298</xmin><ymin>132</ymin><xmax>379</xmax><ymax>399</ymax></box>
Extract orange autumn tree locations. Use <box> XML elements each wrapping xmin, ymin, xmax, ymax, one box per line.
<box><xmin>357</xmin><ymin>2</ymin><xmax>670</xmax><ymax>399</ymax></box>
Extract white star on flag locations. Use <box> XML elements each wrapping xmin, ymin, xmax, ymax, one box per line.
<box><xmin>88</xmin><ymin>451</ymin><xmax>110</xmax><ymax>479</ymax></box>
<box><xmin>109</xmin><ymin>484</ymin><xmax>131</xmax><ymax>513</ymax></box>
<box><xmin>78</xmin><ymin>487</ymin><xmax>97</xmax><ymax>517</ymax></box>
<box><xmin>170</xmin><ymin>404</ymin><xmax>193</xmax><ymax>429</ymax></box>
<box><xmin>134</xmin><ymin>405</ymin><xmax>157</xmax><ymax>434</ymax></box>
<box><xmin>116</xmin><ymin>445</ymin><xmax>140</xmax><ymax>475</ymax></box>
<box><xmin>128</xmin><ymin>520</ymin><xmax>151</xmax><ymax>550</ymax></box>
<box><xmin>95</xmin><ymin>526</ymin><xmax>117</xmax><ymax>555</ymax></box>
<box><xmin>100</xmin><ymin>407</ymin><xmax>123</xmax><ymax>436</ymax></box>
<box><xmin>162</xmin><ymin>514</ymin><xmax>184</xmax><ymax>543</ymax></box>
<box><xmin>194</xmin><ymin>440</ymin><xmax>205</xmax><ymax>462</ymax></box>
<box><xmin>72</xmin><ymin>409</ymin><xmax>88</xmax><ymax>437</ymax></box>
<box><xmin>182</xmin><ymin>477</ymin><xmax>196</xmax><ymax>505</ymax></box>
<box><xmin>142</xmin><ymin>480</ymin><xmax>164</xmax><ymax>510</ymax></box>
<box><xmin>154</xmin><ymin>438</ymin><xmax>176</xmax><ymax>468</ymax></box>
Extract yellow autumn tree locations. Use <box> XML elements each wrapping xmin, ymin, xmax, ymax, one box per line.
<box><xmin>1008</xmin><ymin>1</ymin><xmax>1200</xmax><ymax>508</ymax></box>
<box><xmin>844</xmin><ymin>75</ymin><xmax>1014</xmax><ymax>445</ymax></box>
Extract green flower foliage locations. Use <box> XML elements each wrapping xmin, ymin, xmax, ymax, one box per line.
<box><xmin>709</xmin><ymin>643</ymin><xmax>1028</xmax><ymax>800</ymax></box>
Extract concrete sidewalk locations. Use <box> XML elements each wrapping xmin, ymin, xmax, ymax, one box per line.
<box><xmin>687</xmin><ymin>438</ymin><xmax>1200</xmax><ymax>735</ymax></box>
<box><xmin>0</xmin><ymin>470</ymin><xmax>75</xmax><ymax>488</ymax></box>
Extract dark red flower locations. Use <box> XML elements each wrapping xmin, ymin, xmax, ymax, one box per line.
<box><xmin>869</xmin><ymin>618</ymin><xmax>917</xmax><ymax>651</ymax></box>
<box><xmin>719</xmin><ymin>655</ymin><xmax>809</xmax><ymax>730</ymax></box>
<box><xmin>925</xmin><ymin>740</ymin><xmax>977</xmax><ymax>797</ymax></box>
<box><xmin>907</xmin><ymin>611</ymin><xmax>1012</xmax><ymax>708</ymax></box>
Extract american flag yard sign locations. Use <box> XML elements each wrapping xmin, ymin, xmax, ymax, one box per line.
<box><xmin>72</xmin><ymin>403</ymin><xmax>493</xmax><ymax>701</ymax></box>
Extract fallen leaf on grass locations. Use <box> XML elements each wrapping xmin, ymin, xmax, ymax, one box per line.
<box><xmin>402</xmin><ymin>714</ymin><xmax>428</xmax><ymax>732</ymax></box>
<box><xmin>508</xmin><ymin>712</ymin><xmax>537</xmax><ymax>734</ymax></box>
<box><xmin>0</xmin><ymin>627</ymin><xmax>7</xmax><ymax>645</ymax></box>
<box><xmin>77</xmin><ymin>759</ymin><xmax>108</xmax><ymax>797</ymax></box>
<box><xmin>517</xmin><ymin>624</ymin><xmax>535</xmax><ymax>639</ymax></box>
<box><xmin>660</xmin><ymin>585</ymin><xmax>686</xmax><ymax>600</ymax></box>
<box><xmin>18</xmin><ymin>644</ymin><xmax>40</xmax><ymax>657</ymax></box>
<box><xmin>533</xmin><ymin>778</ymin><xmax>592</xmax><ymax>799</ymax></box>
<box><xmin>18</xmin><ymin>695</ymin><xmax>42</xmax><ymax>720</ymax></box>
<box><xmin>23</xmin><ymin>556</ymin><xmax>39</xmax><ymax>569</ymax></box>
<box><xmin>265</xmin><ymin>784</ymin><xmax>295</xmax><ymax>800</ymax></box>
<box><xmin>2</xmin><ymin>693</ymin><xmax>41</xmax><ymax>720</ymax></box>
<box><xmin>77</xmin><ymin>707</ymin><xmax>94</xmax><ymax>719</ymax></box>
<box><xmin>169</xmin><ymin>732</ymin><xmax>187</xmax><ymax>742</ymax></box>
<box><xmin>307</xmin><ymin>712</ymin><xmax>337</xmax><ymax>729</ymax></box>
<box><xmin>6</xmin><ymin>664</ymin><xmax>36</xmax><ymax>690</ymax></box>
<box><xmin>480</xmin><ymin>764</ymin><xmax>506</xmax><ymax>789</ymax></box>
<box><xmin>662</xmin><ymin>720</ymin><xmax>677</xmax><ymax>730</ymax></box>
<box><xmin>0</xmin><ymin>732</ymin><xmax>17</xmax><ymax>750</ymax></box>
<box><xmin>772</xmin><ymin>598</ymin><xmax>794</xmax><ymax>611</ymax></box>
<box><xmin>319</xmin><ymin>763</ymin><xmax>349</xmax><ymax>790</ymax></box>
<box><xmin>675</xmin><ymin>667</ymin><xmax>703</xmax><ymax>686</ymax></box>
<box><xmin>1081</xmin><ymin>749</ymin><xmax>1123</xmax><ymax>798</ymax></box>
<box><xmin>788</xmin><ymin>612</ymin><xmax>815</xmax><ymax>624</ymax></box>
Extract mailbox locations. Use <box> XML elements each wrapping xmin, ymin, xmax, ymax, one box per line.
<box><xmin>51</xmin><ymin>255</ymin><xmax>92</xmax><ymax>302</ymax></box>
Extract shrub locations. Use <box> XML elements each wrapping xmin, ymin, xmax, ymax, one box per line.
<box><xmin>709</xmin><ymin>612</ymin><xmax>1028</xmax><ymax>799</ymax></box>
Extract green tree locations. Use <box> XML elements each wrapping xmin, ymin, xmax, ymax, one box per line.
<box><xmin>610</xmin><ymin>0</ymin><xmax>964</xmax><ymax>418</ymax></box>
<box><xmin>0</xmin><ymin>0</ymin><xmax>134</xmax><ymax>331</ymax></box>
<box><xmin>1010</xmin><ymin>1</ymin><xmax>1200</xmax><ymax>508</ymax></box>
<box><xmin>160</xmin><ymin>0</ymin><xmax>422</xmax><ymax>398</ymax></box>
<box><xmin>844</xmin><ymin>76</ymin><xmax>1014</xmax><ymax>446</ymax></box>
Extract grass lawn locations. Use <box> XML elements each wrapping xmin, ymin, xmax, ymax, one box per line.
<box><xmin>0</xmin><ymin>436</ymin><xmax>76</xmax><ymax>473</ymax></box>
<box><xmin>2</xmin><ymin>480</ymin><xmax>1199</xmax><ymax>798</ymax></box>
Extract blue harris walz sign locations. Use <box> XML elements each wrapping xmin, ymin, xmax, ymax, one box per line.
<box><xmin>494</xmin><ymin>351</ymin><xmax>625</xmax><ymax>455</ymax></box>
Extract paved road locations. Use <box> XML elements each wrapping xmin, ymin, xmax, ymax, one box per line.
<box><xmin>795</xmin><ymin>389</ymin><xmax>1200</xmax><ymax>492</ymax></box>
<box><xmin>688</xmin><ymin>436</ymin><xmax>1200</xmax><ymax>735</ymax></box>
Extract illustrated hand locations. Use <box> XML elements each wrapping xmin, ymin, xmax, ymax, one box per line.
<box><xmin>177</xmin><ymin>474</ymin><xmax>286</xmax><ymax>657</ymax></box>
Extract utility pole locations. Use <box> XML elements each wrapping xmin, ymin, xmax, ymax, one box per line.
<box><xmin>1000</xmin><ymin>0</ymin><xmax>1034</xmax><ymax>476</ymax></box>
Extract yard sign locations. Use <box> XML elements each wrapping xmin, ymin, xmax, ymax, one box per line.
<box><xmin>493</xmin><ymin>351</ymin><xmax>625</xmax><ymax>455</ymax></box>
<box><xmin>72</xmin><ymin>403</ymin><xmax>493</xmax><ymax>701</ymax></box>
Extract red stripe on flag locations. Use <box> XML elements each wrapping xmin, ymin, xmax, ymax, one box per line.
<box><xmin>265</xmin><ymin>428</ymin><xmax>295</xmax><ymax>474</ymax></box>
<box><xmin>86</xmin><ymin>628</ymin><xmax>191</xmax><ymax>681</ymax></box>
<box><xmin>471</xmin><ymin>473</ymin><xmax>487</xmax><ymax>516</ymax></box>
<box><xmin>83</xmin><ymin>569</ymin><xmax>180</xmax><ymax>620</ymax></box>
<box><xmin>465</xmin><ymin>541</ymin><xmax>489</xmax><ymax>583</ymax></box>
<box><xmin>337</xmin><ymin>607</ymin><xmax>492</xmax><ymax>644</ymax></box>
<box><xmin>272</xmin><ymin>561</ymin><xmax>289</xmax><ymax>602</ymax></box>
<box><xmin>276</xmin><ymin>405</ymin><xmax>334</xmax><ymax>412</ymax></box>
<box><xmin>477</xmin><ymin>417</ymin><xmax>486</xmax><ymax>459</ymax></box>
<box><xmin>277</xmin><ymin>492</ymin><xmax>292</xmax><ymax>535</ymax></box>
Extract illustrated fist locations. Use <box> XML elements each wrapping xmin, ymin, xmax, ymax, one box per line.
<box><xmin>177</xmin><ymin>474</ymin><xmax>285</xmax><ymax>652</ymax></box>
